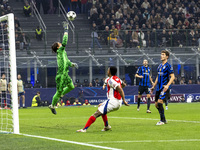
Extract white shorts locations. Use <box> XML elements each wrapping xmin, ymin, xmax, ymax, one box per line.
<box><xmin>98</xmin><ymin>98</ymin><xmax>122</xmax><ymax>114</ymax></box>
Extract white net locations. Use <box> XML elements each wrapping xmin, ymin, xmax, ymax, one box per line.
<box><xmin>0</xmin><ymin>14</ymin><xmax>19</xmax><ymax>134</ymax></box>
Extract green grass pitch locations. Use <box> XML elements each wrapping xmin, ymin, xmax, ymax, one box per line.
<box><xmin>1</xmin><ymin>103</ymin><xmax>200</xmax><ymax>150</ymax></box>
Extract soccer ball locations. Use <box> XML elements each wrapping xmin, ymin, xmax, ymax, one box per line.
<box><xmin>67</xmin><ymin>11</ymin><xmax>76</xmax><ymax>21</ymax></box>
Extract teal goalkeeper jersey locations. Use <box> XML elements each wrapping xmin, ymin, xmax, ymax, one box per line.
<box><xmin>56</xmin><ymin>33</ymin><xmax>72</xmax><ymax>75</ymax></box>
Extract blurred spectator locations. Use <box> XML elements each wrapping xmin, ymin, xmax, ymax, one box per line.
<box><xmin>131</xmin><ymin>31</ymin><xmax>139</xmax><ymax>47</ymax></box>
<box><xmin>23</xmin><ymin>2</ymin><xmax>31</xmax><ymax>17</ymax></box>
<box><xmin>14</xmin><ymin>16</ymin><xmax>20</xmax><ymax>27</ymax></box>
<box><xmin>32</xmin><ymin>91</ymin><xmax>42</xmax><ymax>107</ymax></box>
<box><xmin>89</xmin><ymin>82</ymin><xmax>93</xmax><ymax>87</ymax></box>
<box><xmin>89</xmin><ymin>23</ymin><xmax>102</xmax><ymax>49</ymax></box>
<box><xmin>20</xmin><ymin>33</ymin><xmax>30</xmax><ymax>51</ymax></box>
<box><xmin>15</xmin><ymin>33</ymin><xmax>20</xmax><ymax>49</ymax></box>
<box><xmin>188</xmin><ymin>79</ymin><xmax>193</xmax><ymax>84</ymax></box>
<box><xmin>93</xmin><ymin>78</ymin><xmax>100</xmax><ymax>87</ymax></box>
<box><xmin>121</xmin><ymin>19</ymin><xmax>129</xmax><ymax>30</ymax></box>
<box><xmin>15</xmin><ymin>24</ymin><xmax>22</xmax><ymax>35</ymax></box>
<box><xmin>115</xmin><ymin>21</ymin><xmax>121</xmax><ymax>30</ymax></box>
<box><xmin>107</xmin><ymin>32</ymin><xmax>117</xmax><ymax>49</ymax></box>
<box><xmin>66</xmin><ymin>100</ymin><xmax>71</xmax><ymax>106</ymax></box>
<box><xmin>35</xmin><ymin>26</ymin><xmax>43</xmax><ymax>41</ymax></box>
<box><xmin>188</xmin><ymin>30</ymin><xmax>196</xmax><ymax>46</ymax></box>
<box><xmin>73</xmin><ymin>98</ymin><xmax>81</xmax><ymax>105</ymax></box>
<box><xmin>100</xmin><ymin>26</ymin><xmax>109</xmax><ymax>45</ymax></box>
<box><xmin>83</xmin><ymin>99</ymin><xmax>90</xmax><ymax>105</ymax></box>
<box><xmin>123</xmin><ymin>30</ymin><xmax>132</xmax><ymax>48</ymax></box>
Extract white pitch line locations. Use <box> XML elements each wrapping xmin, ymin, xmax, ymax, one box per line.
<box><xmin>109</xmin><ymin>117</ymin><xmax>200</xmax><ymax>124</ymax></box>
<box><xmin>20</xmin><ymin>133</ymin><xmax>122</xmax><ymax>150</ymax></box>
<box><xmin>87</xmin><ymin>139</ymin><xmax>200</xmax><ymax>144</ymax></box>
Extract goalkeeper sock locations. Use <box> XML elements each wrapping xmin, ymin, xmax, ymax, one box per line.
<box><xmin>83</xmin><ymin>116</ymin><xmax>96</xmax><ymax>130</ymax></box>
<box><xmin>102</xmin><ymin>114</ymin><xmax>108</xmax><ymax>127</ymax></box>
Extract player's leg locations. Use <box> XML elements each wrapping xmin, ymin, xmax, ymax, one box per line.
<box><xmin>146</xmin><ymin>94</ymin><xmax>151</xmax><ymax>113</ymax></box>
<box><xmin>77</xmin><ymin>109</ymin><xmax>102</xmax><ymax>132</ymax></box>
<box><xmin>165</xmin><ymin>99</ymin><xmax>168</xmax><ymax>110</ymax></box>
<box><xmin>18</xmin><ymin>94</ymin><xmax>20</xmax><ymax>108</ymax></box>
<box><xmin>137</xmin><ymin>86</ymin><xmax>143</xmax><ymax>111</ymax></box>
<box><xmin>22</xmin><ymin>93</ymin><xmax>26</xmax><ymax>108</ymax></box>
<box><xmin>61</xmin><ymin>81</ymin><xmax>75</xmax><ymax>97</ymax></box>
<box><xmin>145</xmin><ymin>86</ymin><xmax>151</xmax><ymax>113</ymax></box>
<box><xmin>49</xmin><ymin>91</ymin><xmax>62</xmax><ymax>115</ymax></box>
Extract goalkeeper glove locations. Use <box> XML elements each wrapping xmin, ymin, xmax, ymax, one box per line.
<box><xmin>63</xmin><ymin>21</ymin><xmax>69</xmax><ymax>32</ymax></box>
<box><xmin>72</xmin><ymin>63</ymin><xmax>78</xmax><ymax>69</ymax></box>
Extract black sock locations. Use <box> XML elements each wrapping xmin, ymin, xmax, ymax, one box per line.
<box><xmin>158</xmin><ymin>103</ymin><xmax>166</xmax><ymax>122</ymax></box>
<box><xmin>137</xmin><ymin>98</ymin><xmax>141</xmax><ymax>109</ymax></box>
<box><xmin>147</xmin><ymin>98</ymin><xmax>151</xmax><ymax>110</ymax></box>
<box><xmin>165</xmin><ymin>100</ymin><xmax>168</xmax><ymax>106</ymax></box>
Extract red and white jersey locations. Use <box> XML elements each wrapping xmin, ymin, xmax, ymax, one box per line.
<box><xmin>105</xmin><ymin>76</ymin><xmax>122</xmax><ymax>100</ymax></box>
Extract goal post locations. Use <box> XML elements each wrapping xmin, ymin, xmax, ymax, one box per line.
<box><xmin>0</xmin><ymin>13</ymin><xmax>19</xmax><ymax>134</ymax></box>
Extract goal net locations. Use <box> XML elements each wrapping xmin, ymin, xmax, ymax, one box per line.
<box><xmin>0</xmin><ymin>13</ymin><xmax>19</xmax><ymax>134</ymax></box>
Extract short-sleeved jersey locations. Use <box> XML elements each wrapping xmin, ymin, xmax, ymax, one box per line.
<box><xmin>0</xmin><ymin>79</ymin><xmax>7</xmax><ymax>91</ymax></box>
<box><xmin>56</xmin><ymin>33</ymin><xmax>72</xmax><ymax>75</ymax></box>
<box><xmin>17</xmin><ymin>80</ymin><xmax>24</xmax><ymax>93</ymax></box>
<box><xmin>156</xmin><ymin>62</ymin><xmax>174</xmax><ymax>91</ymax></box>
<box><xmin>136</xmin><ymin>66</ymin><xmax>151</xmax><ymax>87</ymax></box>
<box><xmin>106</xmin><ymin>76</ymin><xmax>122</xmax><ymax>100</ymax></box>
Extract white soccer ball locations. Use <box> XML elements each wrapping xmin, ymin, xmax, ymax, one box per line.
<box><xmin>67</xmin><ymin>11</ymin><xmax>76</xmax><ymax>21</ymax></box>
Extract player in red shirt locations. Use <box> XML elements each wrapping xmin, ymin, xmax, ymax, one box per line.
<box><xmin>77</xmin><ymin>66</ymin><xmax>129</xmax><ymax>132</ymax></box>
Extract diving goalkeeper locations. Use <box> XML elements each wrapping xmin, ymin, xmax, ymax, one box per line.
<box><xmin>49</xmin><ymin>22</ymin><xmax>78</xmax><ymax>115</ymax></box>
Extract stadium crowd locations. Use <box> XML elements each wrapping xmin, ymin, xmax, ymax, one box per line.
<box><xmin>87</xmin><ymin>0</ymin><xmax>200</xmax><ymax>48</ymax></box>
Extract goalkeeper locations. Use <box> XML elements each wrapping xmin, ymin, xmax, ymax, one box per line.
<box><xmin>49</xmin><ymin>22</ymin><xmax>78</xmax><ymax>115</ymax></box>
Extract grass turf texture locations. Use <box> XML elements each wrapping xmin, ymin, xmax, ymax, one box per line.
<box><xmin>1</xmin><ymin>103</ymin><xmax>200</xmax><ymax>150</ymax></box>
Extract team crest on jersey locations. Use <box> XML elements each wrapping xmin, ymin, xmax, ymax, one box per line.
<box><xmin>146</xmin><ymin>70</ymin><xmax>148</xmax><ymax>72</ymax></box>
<box><xmin>160</xmin><ymin>68</ymin><xmax>161</xmax><ymax>71</ymax></box>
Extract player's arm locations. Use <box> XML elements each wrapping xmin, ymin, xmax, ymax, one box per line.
<box><xmin>150</xmin><ymin>75</ymin><xmax>158</xmax><ymax>94</ymax></box>
<box><xmin>163</xmin><ymin>73</ymin><xmax>175</xmax><ymax>92</ymax></box>
<box><xmin>116</xmin><ymin>85</ymin><xmax>129</xmax><ymax>106</ymax></box>
<box><xmin>62</xmin><ymin>21</ymin><xmax>69</xmax><ymax>47</ymax></box>
<box><xmin>149</xmin><ymin>76</ymin><xmax>154</xmax><ymax>86</ymax></box>
<box><xmin>135</xmin><ymin>67</ymin><xmax>143</xmax><ymax>78</ymax></box>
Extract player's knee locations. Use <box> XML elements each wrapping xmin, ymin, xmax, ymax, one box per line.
<box><xmin>147</xmin><ymin>94</ymin><xmax>150</xmax><ymax>98</ymax></box>
<box><xmin>93</xmin><ymin>110</ymin><xmax>102</xmax><ymax>118</ymax></box>
<box><xmin>138</xmin><ymin>95</ymin><xmax>142</xmax><ymax>98</ymax></box>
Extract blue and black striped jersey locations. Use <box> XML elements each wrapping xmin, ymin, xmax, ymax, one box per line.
<box><xmin>136</xmin><ymin>66</ymin><xmax>151</xmax><ymax>87</ymax></box>
<box><xmin>156</xmin><ymin>62</ymin><xmax>174</xmax><ymax>91</ymax></box>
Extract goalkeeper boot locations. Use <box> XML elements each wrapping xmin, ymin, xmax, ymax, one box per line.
<box><xmin>76</xmin><ymin>129</ymin><xmax>86</xmax><ymax>133</ymax></box>
<box><xmin>48</xmin><ymin>104</ymin><xmax>57</xmax><ymax>115</ymax></box>
<box><xmin>101</xmin><ymin>125</ymin><xmax>111</xmax><ymax>131</ymax></box>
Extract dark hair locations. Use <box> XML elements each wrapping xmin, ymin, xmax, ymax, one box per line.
<box><xmin>37</xmin><ymin>91</ymin><xmax>40</xmax><ymax>94</ymax></box>
<box><xmin>161</xmin><ymin>50</ymin><xmax>170</xmax><ymax>58</ymax></box>
<box><xmin>109</xmin><ymin>66</ymin><xmax>117</xmax><ymax>76</ymax></box>
<box><xmin>51</xmin><ymin>42</ymin><xmax>59</xmax><ymax>53</ymax></box>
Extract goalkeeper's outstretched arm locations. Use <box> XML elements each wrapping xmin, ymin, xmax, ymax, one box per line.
<box><xmin>62</xmin><ymin>21</ymin><xmax>69</xmax><ymax>47</ymax></box>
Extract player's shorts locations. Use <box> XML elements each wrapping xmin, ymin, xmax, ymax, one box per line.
<box><xmin>18</xmin><ymin>92</ymin><xmax>25</xmax><ymax>97</ymax></box>
<box><xmin>1</xmin><ymin>91</ymin><xmax>6</xmax><ymax>99</ymax></box>
<box><xmin>98</xmin><ymin>98</ymin><xmax>122</xmax><ymax>115</ymax></box>
<box><xmin>155</xmin><ymin>89</ymin><xmax>170</xmax><ymax>102</ymax></box>
<box><xmin>138</xmin><ymin>86</ymin><xmax>150</xmax><ymax>95</ymax></box>
<box><xmin>56</xmin><ymin>73</ymin><xmax>72</xmax><ymax>92</ymax></box>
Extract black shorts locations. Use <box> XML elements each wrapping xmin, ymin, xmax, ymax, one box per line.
<box><xmin>138</xmin><ymin>86</ymin><xmax>150</xmax><ymax>95</ymax></box>
<box><xmin>155</xmin><ymin>89</ymin><xmax>170</xmax><ymax>102</ymax></box>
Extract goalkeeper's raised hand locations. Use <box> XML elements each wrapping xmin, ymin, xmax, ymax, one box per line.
<box><xmin>72</xmin><ymin>62</ymin><xmax>78</xmax><ymax>69</ymax></box>
<box><xmin>63</xmin><ymin>21</ymin><xmax>69</xmax><ymax>32</ymax></box>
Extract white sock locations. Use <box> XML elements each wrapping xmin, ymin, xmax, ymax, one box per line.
<box><xmin>23</xmin><ymin>104</ymin><xmax>25</xmax><ymax>107</ymax></box>
<box><xmin>18</xmin><ymin>104</ymin><xmax>20</xmax><ymax>107</ymax></box>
